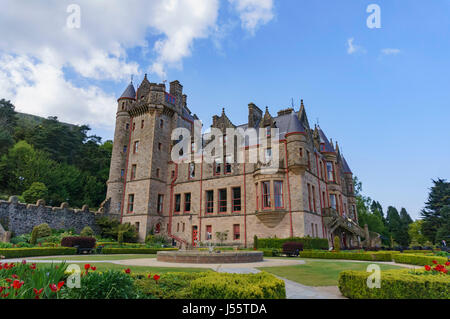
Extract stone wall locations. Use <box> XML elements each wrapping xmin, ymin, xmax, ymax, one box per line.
<box><xmin>0</xmin><ymin>197</ymin><xmax>103</xmax><ymax>236</ymax></box>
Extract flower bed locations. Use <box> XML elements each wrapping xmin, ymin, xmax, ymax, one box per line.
<box><xmin>393</xmin><ymin>253</ymin><xmax>447</xmax><ymax>266</ymax></box>
<box><xmin>298</xmin><ymin>251</ymin><xmax>393</xmax><ymax>261</ymax></box>
<box><xmin>134</xmin><ymin>271</ymin><xmax>286</xmax><ymax>299</ymax></box>
<box><xmin>0</xmin><ymin>247</ymin><xmax>77</xmax><ymax>258</ymax></box>
<box><xmin>339</xmin><ymin>263</ymin><xmax>450</xmax><ymax>299</ymax></box>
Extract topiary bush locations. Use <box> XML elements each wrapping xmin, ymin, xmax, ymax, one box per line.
<box><xmin>30</xmin><ymin>223</ymin><xmax>52</xmax><ymax>245</ymax></box>
<box><xmin>334</xmin><ymin>236</ymin><xmax>341</xmax><ymax>252</ymax></box>
<box><xmin>339</xmin><ymin>269</ymin><xmax>450</xmax><ymax>299</ymax></box>
<box><xmin>80</xmin><ymin>226</ymin><xmax>94</xmax><ymax>237</ymax></box>
<box><xmin>253</xmin><ymin>235</ymin><xmax>258</xmax><ymax>250</ymax></box>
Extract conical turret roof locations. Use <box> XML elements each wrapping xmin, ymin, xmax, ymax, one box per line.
<box><xmin>118</xmin><ymin>82</ymin><xmax>136</xmax><ymax>101</ymax></box>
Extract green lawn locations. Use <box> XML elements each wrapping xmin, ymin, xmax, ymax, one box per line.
<box><xmin>258</xmin><ymin>259</ymin><xmax>403</xmax><ymax>286</ymax></box>
<box><xmin>36</xmin><ymin>254</ymin><xmax>157</xmax><ymax>261</ymax></box>
<box><xmin>37</xmin><ymin>262</ymin><xmax>209</xmax><ymax>274</ymax></box>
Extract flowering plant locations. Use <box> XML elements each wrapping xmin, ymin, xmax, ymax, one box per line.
<box><xmin>413</xmin><ymin>260</ymin><xmax>450</xmax><ymax>276</ymax></box>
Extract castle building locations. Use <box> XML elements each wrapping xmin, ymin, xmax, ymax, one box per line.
<box><xmin>105</xmin><ymin>77</ymin><xmax>363</xmax><ymax>248</ymax></box>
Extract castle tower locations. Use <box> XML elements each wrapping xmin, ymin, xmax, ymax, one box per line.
<box><xmin>105</xmin><ymin>82</ymin><xmax>135</xmax><ymax>217</ymax></box>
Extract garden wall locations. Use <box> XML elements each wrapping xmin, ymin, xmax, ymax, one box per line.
<box><xmin>0</xmin><ymin>196</ymin><xmax>107</xmax><ymax>236</ymax></box>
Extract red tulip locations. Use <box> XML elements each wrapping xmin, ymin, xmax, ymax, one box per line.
<box><xmin>445</xmin><ymin>261</ymin><xmax>450</xmax><ymax>267</ymax></box>
<box><xmin>124</xmin><ymin>268</ymin><xmax>131</xmax><ymax>274</ymax></box>
<box><xmin>12</xmin><ymin>280</ymin><xmax>24</xmax><ymax>290</ymax></box>
<box><xmin>5</xmin><ymin>278</ymin><xmax>12</xmax><ymax>283</ymax></box>
<box><xmin>30</xmin><ymin>264</ymin><xmax>36</xmax><ymax>270</ymax></box>
<box><xmin>84</xmin><ymin>264</ymin><xmax>91</xmax><ymax>270</ymax></box>
<box><xmin>21</xmin><ymin>260</ymin><xmax>27</xmax><ymax>265</ymax></box>
<box><xmin>90</xmin><ymin>266</ymin><xmax>96</xmax><ymax>271</ymax></box>
<box><xmin>33</xmin><ymin>288</ymin><xmax>44</xmax><ymax>299</ymax></box>
<box><xmin>432</xmin><ymin>260</ymin><xmax>438</xmax><ymax>265</ymax></box>
<box><xmin>425</xmin><ymin>265</ymin><xmax>431</xmax><ymax>271</ymax></box>
<box><xmin>49</xmin><ymin>284</ymin><xmax>58</xmax><ymax>292</ymax></box>
<box><xmin>57</xmin><ymin>281</ymin><xmax>64</xmax><ymax>290</ymax></box>
<box><xmin>11</xmin><ymin>274</ymin><xmax>18</xmax><ymax>279</ymax></box>
<box><xmin>153</xmin><ymin>274</ymin><xmax>160</xmax><ymax>282</ymax></box>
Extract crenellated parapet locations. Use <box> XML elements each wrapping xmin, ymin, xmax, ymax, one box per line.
<box><xmin>0</xmin><ymin>196</ymin><xmax>107</xmax><ymax>236</ymax></box>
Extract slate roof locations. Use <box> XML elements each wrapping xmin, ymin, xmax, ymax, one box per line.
<box><xmin>341</xmin><ymin>156</ymin><xmax>352</xmax><ymax>174</ymax></box>
<box><xmin>118</xmin><ymin>83</ymin><xmax>136</xmax><ymax>100</ymax></box>
<box><xmin>318</xmin><ymin>127</ymin><xmax>335</xmax><ymax>153</ymax></box>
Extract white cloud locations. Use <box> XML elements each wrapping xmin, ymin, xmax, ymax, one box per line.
<box><xmin>346</xmin><ymin>38</ymin><xmax>365</xmax><ymax>55</ymax></box>
<box><xmin>0</xmin><ymin>54</ymin><xmax>116</xmax><ymax>130</ymax></box>
<box><xmin>229</xmin><ymin>0</ymin><xmax>274</xmax><ymax>35</ymax></box>
<box><xmin>381</xmin><ymin>48</ymin><xmax>401</xmax><ymax>55</ymax></box>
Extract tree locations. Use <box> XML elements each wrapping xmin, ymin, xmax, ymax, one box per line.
<box><xmin>22</xmin><ymin>182</ymin><xmax>48</xmax><ymax>204</ymax></box>
<box><xmin>398</xmin><ymin>208</ymin><xmax>413</xmax><ymax>246</ymax></box>
<box><xmin>420</xmin><ymin>179</ymin><xmax>450</xmax><ymax>243</ymax></box>
<box><xmin>408</xmin><ymin>220</ymin><xmax>427</xmax><ymax>245</ymax></box>
<box><xmin>435</xmin><ymin>206</ymin><xmax>450</xmax><ymax>244</ymax></box>
<box><xmin>0</xmin><ymin>99</ymin><xmax>17</xmax><ymax>134</ymax></box>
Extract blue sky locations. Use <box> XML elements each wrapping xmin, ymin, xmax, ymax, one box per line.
<box><xmin>1</xmin><ymin>0</ymin><xmax>449</xmax><ymax>219</ymax></box>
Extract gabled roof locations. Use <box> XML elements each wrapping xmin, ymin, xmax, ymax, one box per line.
<box><xmin>318</xmin><ymin>127</ymin><xmax>335</xmax><ymax>153</ymax></box>
<box><xmin>342</xmin><ymin>156</ymin><xmax>352</xmax><ymax>174</ymax></box>
<box><xmin>118</xmin><ymin>82</ymin><xmax>136</xmax><ymax>101</ymax></box>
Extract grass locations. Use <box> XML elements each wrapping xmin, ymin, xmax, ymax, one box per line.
<box><xmin>36</xmin><ymin>254</ymin><xmax>157</xmax><ymax>261</ymax></box>
<box><xmin>37</xmin><ymin>262</ymin><xmax>209</xmax><ymax>274</ymax></box>
<box><xmin>258</xmin><ymin>259</ymin><xmax>403</xmax><ymax>286</ymax></box>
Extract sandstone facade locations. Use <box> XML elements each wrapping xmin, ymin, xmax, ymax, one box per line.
<box><xmin>105</xmin><ymin>77</ymin><xmax>361</xmax><ymax>248</ymax></box>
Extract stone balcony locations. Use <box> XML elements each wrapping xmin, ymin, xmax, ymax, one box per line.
<box><xmin>322</xmin><ymin>207</ymin><xmax>364</xmax><ymax>237</ymax></box>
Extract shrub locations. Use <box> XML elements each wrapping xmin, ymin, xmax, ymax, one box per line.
<box><xmin>145</xmin><ymin>234</ymin><xmax>170</xmax><ymax>245</ymax></box>
<box><xmin>298</xmin><ymin>251</ymin><xmax>393</xmax><ymax>261</ymax></box>
<box><xmin>282</xmin><ymin>242</ymin><xmax>303</xmax><ymax>255</ymax></box>
<box><xmin>339</xmin><ymin>269</ymin><xmax>450</xmax><ymax>299</ymax></box>
<box><xmin>61</xmin><ymin>270</ymin><xmax>138</xmax><ymax>299</ymax></box>
<box><xmin>258</xmin><ymin>237</ymin><xmax>328</xmax><ymax>250</ymax></box>
<box><xmin>253</xmin><ymin>235</ymin><xmax>258</xmax><ymax>250</ymax></box>
<box><xmin>0</xmin><ymin>247</ymin><xmax>76</xmax><ymax>258</ymax></box>
<box><xmin>334</xmin><ymin>236</ymin><xmax>340</xmax><ymax>252</ymax></box>
<box><xmin>393</xmin><ymin>254</ymin><xmax>447</xmax><ymax>266</ymax></box>
<box><xmin>259</xmin><ymin>248</ymin><xmax>281</xmax><ymax>257</ymax></box>
<box><xmin>96</xmin><ymin>216</ymin><xmax>137</xmax><ymax>243</ymax></box>
<box><xmin>80</xmin><ymin>226</ymin><xmax>94</xmax><ymax>237</ymax></box>
<box><xmin>134</xmin><ymin>272</ymin><xmax>285</xmax><ymax>299</ymax></box>
<box><xmin>61</xmin><ymin>237</ymin><xmax>96</xmax><ymax>249</ymax></box>
<box><xmin>30</xmin><ymin>223</ymin><xmax>52</xmax><ymax>245</ymax></box>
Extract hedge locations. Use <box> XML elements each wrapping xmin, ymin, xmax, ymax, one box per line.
<box><xmin>0</xmin><ymin>247</ymin><xmax>77</xmax><ymax>258</ymax></box>
<box><xmin>402</xmin><ymin>250</ymin><xmax>433</xmax><ymax>254</ymax></box>
<box><xmin>101</xmin><ymin>247</ymin><xmax>178</xmax><ymax>254</ymax></box>
<box><xmin>298</xmin><ymin>251</ymin><xmax>393</xmax><ymax>261</ymax></box>
<box><xmin>339</xmin><ymin>269</ymin><xmax>450</xmax><ymax>299</ymax></box>
<box><xmin>393</xmin><ymin>254</ymin><xmax>448</xmax><ymax>266</ymax></box>
<box><xmin>259</xmin><ymin>248</ymin><xmax>281</xmax><ymax>257</ymax></box>
<box><xmin>134</xmin><ymin>272</ymin><xmax>286</xmax><ymax>299</ymax></box>
<box><xmin>61</xmin><ymin>237</ymin><xmax>96</xmax><ymax>248</ymax></box>
<box><xmin>258</xmin><ymin>237</ymin><xmax>328</xmax><ymax>250</ymax></box>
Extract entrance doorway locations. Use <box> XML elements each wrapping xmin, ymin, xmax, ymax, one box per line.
<box><xmin>192</xmin><ymin>226</ymin><xmax>198</xmax><ymax>247</ymax></box>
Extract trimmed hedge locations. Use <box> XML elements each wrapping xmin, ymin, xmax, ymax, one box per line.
<box><xmin>339</xmin><ymin>269</ymin><xmax>450</xmax><ymax>299</ymax></box>
<box><xmin>101</xmin><ymin>247</ymin><xmax>178</xmax><ymax>254</ymax></box>
<box><xmin>402</xmin><ymin>250</ymin><xmax>433</xmax><ymax>254</ymax></box>
<box><xmin>258</xmin><ymin>237</ymin><xmax>328</xmax><ymax>250</ymax></box>
<box><xmin>0</xmin><ymin>247</ymin><xmax>77</xmax><ymax>258</ymax></box>
<box><xmin>393</xmin><ymin>254</ymin><xmax>447</xmax><ymax>266</ymax></box>
<box><xmin>298</xmin><ymin>251</ymin><xmax>393</xmax><ymax>261</ymax></box>
<box><xmin>259</xmin><ymin>248</ymin><xmax>281</xmax><ymax>257</ymax></box>
<box><xmin>134</xmin><ymin>272</ymin><xmax>285</xmax><ymax>299</ymax></box>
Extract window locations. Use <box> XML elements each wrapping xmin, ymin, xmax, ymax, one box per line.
<box><xmin>265</xmin><ymin>126</ymin><xmax>271</xmax><ymax>138</ymax></box>
<box><xmin>225</xmin><ymin>155</ymin><xmax>232</xmax><ymax>174</ymax></box>
<box><xmin>319</xmin><ymin>161</ymin><xmax>323</xmax><ymax>179</ymax></box>
<box><xmin>299</xmin><ymin>148</ymin><xmax>303</xmax><ymax>158</ymax></box>
<box><xmin>265</xmin><ymin>148</ymin><xmax>272</xmax><ymax>163</ymax></box>
<box><xmin>326</xmin><ymin>162</ymin><xmax>334</xmax><ymax>182</ymax></box>
<box><xmin>262</xmin><ymin>181</ymin><xmax>271</xmax><ymax>209</ymax></box>
<box><xmin>311</xmin><ymin>223</ymin><xmax>315</xmax><ymax>237</ymax></box>
<box><xmin>123</xmin><ymin>145</ymin><xmax>127</xmax><ymax>153</ymax></box>
<box><xmin>232</xmin><ymin>187</ymin><xmax>241</xmax><ymax>212</ymax></box>
<box><xmin>156</xmin><ymin>168</ymin><xmax>160</xmax><ymax>178</ymax></box>
<box><xmin>322</xmin><ymin>191</ymin><xmax>326</xmax><ymax>209</ymax></box>
<box><xmin>274</xmin><ymin>181</ymin><xmax>284</xmax><ymax>209</ymax></box>
<box><xmin>121</xmin><ymin>169</ymin><xmax>124</xmax><ymax>178</ymax></box>
<box><xmin>189</xmin><ymin>163</ymin><xmax>195</xmax><ymax>179</ymax></box>
<box><xmin>312</xmin><ymin>185</ymin><xmax>316</xmax><ymax>213</ymax></box>
<box><xmin>160</xmin><ymin>119</ymin><xmax>164</xmax><ymax>129</ymax></box>
<box><xmin>133</xmin><ymin>141</ymin><xmax>139</xmax><ymax>153</ymax></box>
<box><xmin>127</xmin><ymin>194</ymin><xmax>134</xmax><ymax>213</ymax></box>
<box><xmin>131</xmin><ymin>165</ymin><xmax>137</xmax><ymax>180</ymax></box>
<box><xmin>206</xmin><ymin>225</ymin><xmax>212</xmax><ymax>240</ymax></box>
<box><xmin>330</xmin><ymin>194</ymin><xmax>337</xmax><ymax>210</ymax></box>
<box><xmin>141</xmin><ymin>120</ymin><xmax>144</xmax><ymax>129</ymax></box>
<box><xmin>219</xmin><ymin>189</ymin><xmax>227</xmax><ymax>213</ymax></box>
<box><xmin>315</xmin><ymin>224</ymin><xmax>319</xmax><ymax>238</ymax></box>
<box><xmin>206</xmin><ymin>190</ymin><xmax>214</xmax><ymax>214</ymax></box>
<box><xmin>158</xmin><ymin>143</ymin><xmax>162</xmax><ymax>151</ymax></box>
<box><xmin>184</xmin><ymin>193</ymin><xmax>191</xmax><ymax>212</ymax></box>
<box><xmin>133</xmin><ymin>122</ymin><xmax>136</xmax><ymax>131</ymax></box>
<box><xmin>306</xmin><ymin>151</ymin><xmax>311</xmax><ymax>170</ymax></box>
<box><xmin>182</xmin><ymin>222</ymin><xmax>185</xmax><ymax>232</ymax></box>
<box><xmin>214</xmin><ymin>158</ymin><xmax>221</xmax><ymax>175</ymax></box>
<box><xmin>174</xmin><ymin>194</ymin><xmax>181</xmax><ymax>213</ymax></box>
<box><xmin>233</xmin><ymin>224</ymin><xmax>240</xmax><ymax>240</ymax></box>
<box><xmin>126</xmin><ymin>123</ymin><xmax>129</xmax><ymax>130</ymax></box>
<box><xmin>171</xmin><ymin>170</ymin><xmax>175</xmax><ymax>178</ymax></box>
<box><xmin>307</xmin><ymin>183</ymin><xmax>312</xmax><ymax>211</ymax></box>
<box><xmin>157</xmin><ymin>194</ymin><xmax>164</xmax><ymax>214</ymax></box>
<box><xmin>223</xmin><ymin>134</ymin><xmax>227</xmax><ymax>145</ymax></box>
<box><xmin>177</xmin><ymin>223</ymin><xmax>180</xmax><ymax>232</ymax></box>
